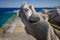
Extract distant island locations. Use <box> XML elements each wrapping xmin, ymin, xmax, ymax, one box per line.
<box><xmin>52</xmin><ymin>6</ymin><xmax>60</xmax><ymax>8</ymax></box>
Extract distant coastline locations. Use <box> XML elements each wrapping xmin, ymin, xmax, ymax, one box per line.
<box><xmin>53</xmin><ymin>6</ymin><xmax>60</xmax><ymax>8</ymax></box>
<box><xmin>50</xmin><ymin>6</ymin><xmax>60</xmax><ymax>9</ymax></box>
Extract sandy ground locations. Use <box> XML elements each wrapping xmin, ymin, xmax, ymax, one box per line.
<box><xmin>0</xmin><ymin>19</ymin><xmax>36</xmax><ymax>40</ymax></box>
<box><xmin>0</xmin><ymin>32</ymin><xmax>36</xmax><ymax>40</ymax></box>
<box><xmin>13</xmin><ymin>21</ymin><xmax>25</xmax><ymax>32</ymax></box>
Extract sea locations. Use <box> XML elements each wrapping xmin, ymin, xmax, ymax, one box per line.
<box><xmin>0</xmin><ymin>8</ymin><xmax>56</xmax><ymax>27</ymax></box>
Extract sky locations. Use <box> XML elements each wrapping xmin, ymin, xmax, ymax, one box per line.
<box><xmin>0</xmin><ymin>0</ymin><xmax>60</xmax><ymax>8</ymax></box>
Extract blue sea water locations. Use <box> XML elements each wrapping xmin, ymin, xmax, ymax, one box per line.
<box><xmin>0</xmin><ymin>11</ymin><xmax>16</xmax><ymax>27</ymax></box>
<box><xmin>0</xmin><ymin>8</ymin><xmax>56</xmax><ymax>12</ymax></box>
<box><xmin>0</xmin><ymin>8</ymin><xmax>56</xmax><ymax>27</ymax></box>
